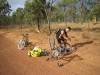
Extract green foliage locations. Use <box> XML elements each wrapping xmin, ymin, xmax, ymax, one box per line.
<box><xmin>56</xmin><ymin>0</ymin><xmax>77</xmax><ymax>22</ymax></box>
<box><xmin>1</xmin><ymin>0</ymin><xmax>100</xmax><ymax>29</ymax></box>
<box><xmin>54</xmin><ymin>0</ymin><xmax>100</xmax><ymax>23</ymax></box>
<box><xmin>0</xmin><ymin>0</ymin><xmax>12</xmax><ymax>28</ymax></box>
<box><xmin>24</xmin><ymin>0</ymin><xmax>46</xmax><ymax>26</ymax></box>
<box><xmin>11</xmin><ymin>7</ymin><xmax>25</xmax><ymax>29</ymax></box>
<box><xmin>89</xmin><ymin>0</ymin><xmax>100</xmax><ymax>20</ymax></box>
<box><xmin>11</xmin><ymin>12</ymin><xmax>17</xmax><ymax>25</ymax></box>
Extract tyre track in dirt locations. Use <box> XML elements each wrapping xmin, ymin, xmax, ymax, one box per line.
<box><xmin>0</xmin><ymin>31</ymin><xmax>100</xmax><ymax>75</ymax></box>
<box><xmin>0</xmin><ymin>35</ymin><xmax>72</xmax><ymax>75</ymax></box>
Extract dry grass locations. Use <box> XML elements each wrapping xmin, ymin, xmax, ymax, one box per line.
<box><xmin>12</xmin><ymin>22</ymin><xmax>100</xmax><ymax>41</ymax></box>
<box><xmin>81</xmin><ymin>31</ymin><xmax>90</xmax><ymax>39</ymax></box>
<box><xmin>40</xmin><ymin>22</ymin><xmax>100</xmax><ymax>41</ymax></box>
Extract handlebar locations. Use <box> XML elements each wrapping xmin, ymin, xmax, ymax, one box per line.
<box><xmin>22</xmin><ymin>34</ymin><xmax>28</xmax><ymax>37</ymax></box>
<box><xmin>61</xmin><ymin>42</ymin><xmax>71</xmax><ymax>47</ymax></box>
<box><xmin>22</xmin><ymin>34</ymin><xmax>29</xmax><ymax>41</ymax></box>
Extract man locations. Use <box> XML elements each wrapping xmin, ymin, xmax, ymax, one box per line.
<box><xmin>55</xmin><ymin>27</ymin><xmax>71</xmax><ymax>48</ymax></box>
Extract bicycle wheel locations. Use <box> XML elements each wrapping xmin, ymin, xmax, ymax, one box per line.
<box><xmin>69</xmin><ymin>46</ymin><xmax>76</xmax><ymax>53</ymax></box>
<box><xmin>18</xmin><ymin>40</ymin><xmax>25</xmax><ymax>50</ymax></box>
<box><xmin>15</xmin><ymin>40</ymin><xmax>19</xmax><ymax>46</ymax></box>
<box><xmin>66</xmin><ymin>46</ymin><xmax>75</xmax><ymax>54</ymax></box>
<box><xmin>48</xmin><ymin>35</ymin><xmax>55</xmax><ymax>50</ymax></box>
<box><xmin>24</xmin><ymin>41</ymin><xmax>28</xmax><ymax>47</ymax></box>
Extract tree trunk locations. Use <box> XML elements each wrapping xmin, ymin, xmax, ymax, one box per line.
<box><xmin>44</xmin><ymin>6</ymin><xmax>51</xmax><ymax>35</ymax></box>
<box><xmin>80</xmin><ymin>9</ymin><xmax>83</xmax><ymax>25</ymax></box>
<box><xmin>47</xmin><ymin>15</ymin><xmax>51</xmax><ymax>35</ymax></box>
<box><xmin>80</xmin><ymin>0</ymin><xmax>83</xmax><ymax>25</ymax></box>
<box><xmin>0</xmin><ymin>22</ymin><xmax>1</xmax><ymax>29</ymax></box>
<box><xmin>37</xmin><ymin>18</ymin><xmax>40</xmax><ymax>31</ymax></box>
<box><xmin>72</xmin><ymin>13</ymin><xmax>75</xmax><ymax>23</ymax></box>
<box><xmin>88</xmin><ymin>19</ymin><xmax>89</xmax><ymax>29</ymax></box>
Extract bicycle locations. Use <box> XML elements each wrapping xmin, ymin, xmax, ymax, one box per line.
<box><xmin>15</xmin><ymin>34</ymin><xmax>29</xmax><ymax>50</ymax></box>
<box><xmin>46</xmin><ymin>35</ymin><xmax>75</xmax><ymax>67</ymax></box>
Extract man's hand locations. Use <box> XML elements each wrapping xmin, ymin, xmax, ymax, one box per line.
<box><xmin>63</xmin><ymin>39</ymin><xmax>67</xmax><ymax>42</ymax></box>
<box><xmin>59</xmin><ymin>36</ymin><xmax>64</xmax><ymax>40</ymax></box>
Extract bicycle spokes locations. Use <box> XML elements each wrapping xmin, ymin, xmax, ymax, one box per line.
<box><xmin>17</xmin><ymin>40</ymin><xmax>25</xmax><ymax>50</ymax></box>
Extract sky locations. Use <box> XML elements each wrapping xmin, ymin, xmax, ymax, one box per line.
<box><xmin>7</xmin><ymin>0</ymin><xmax>90</xmax><ymax>15</ymax></box>
<box><xmin>7</xmin><ymin>0</ymin><xmax>58</xmax><ymax>15</ymax></box>
<box><xmin>7</xmin><ymin>0</ymin><xmax>26</xmax><ymax>14</ymax></box>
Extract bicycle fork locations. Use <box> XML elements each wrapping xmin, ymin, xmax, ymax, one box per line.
<box><xmin>46</xmin><ymin>49</ymin><xmax>63</xmax><ymax>67</ymax></box>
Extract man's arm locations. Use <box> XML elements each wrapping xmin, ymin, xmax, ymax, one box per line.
<box><xmin>65</xmin><ymin>33</ymin><xmax>68</xmax><ymax>38</ymax></box>
<box><xmin>65</xmin><ymin>33</ymin><xmax>71</xmax><ymax>41</ymax></box>
<box><xmin>59</xmin><ymin>31</ymin><xmax>64</xmax><ymax>39</ymax></box>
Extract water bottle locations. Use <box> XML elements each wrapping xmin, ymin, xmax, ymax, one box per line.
<box><xmin>33</xmin><ymin>46</ymin><xmax>38</xmax><ymax>52</ymax></box>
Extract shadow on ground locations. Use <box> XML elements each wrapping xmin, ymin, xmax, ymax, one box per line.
<box><xmin>62</xmin><ymin>54</ymin><xmax>84</xmax><ymax>66</ymax></box>
<box><xmin>73</xmin><ymin>41</ymin><xmax>93</xmax><ymax>49</ymax></box>
<box><xmin>59</xmin><ymin>41</ymin><xmax>93</xmax><ymax>66</ymax></box>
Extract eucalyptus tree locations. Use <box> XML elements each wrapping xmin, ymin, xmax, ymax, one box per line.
<box><xmin>15</xmin><ymin>7</ymin><xmax>25</xmax><ymax>29</ymax></box>
<box><xmin>56</xmin><ymin>0</ymin><xmax>77</xmax><ymax>25</ymax></box>
<box><xmin>78</xmin><ymin>0</ymin><xmax>84</xmax><ymax>25</ymax></box>
<box><xmin>77</xmin><ymin>0</ymin><xmax>91</xmax><ymax>24</ymax></box>
<box><xmin>50</xmin><ymin>5</ymin><xmax>60</xmax><ymax>23</ymax></box>
<box><xmin>41</xmin><ymin>0</ymin><xmax>56</xmax><ymax>35</ymax></box>
<box><xmin>24</xmin><ymin>0</ymin><xmax>34</xmax><ymax>26</ymax></box>
<box><xmin>11</xmin><ymin>11</ymin><xmax>17</xmax><ymax>28</ymax></box>
<box><xmin>0</xmin><ymin>0</ymin><xmax>12</xmax><ymax>28</ymax></box>
<box><xmin>11</xmin><ymin>7</ymin><xmax>25</xmax><ymax>29</ymax></box>
<box><xmin>89</xmin><ymin>0</ymin><xmax>100</xmax><ymax>23</ymax></box>
<box><xmin>57</xmin><ymin>0</ymin><xmax>68</xmax><ymax>23</ymax></box>
<box><xmin>24</xmin><ymin>0</ymin><xmax>46</xmax><ymax>30</ymax></box>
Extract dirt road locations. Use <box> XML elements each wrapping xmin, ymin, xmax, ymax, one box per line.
<box><xmin>0</xmin><ymin>30</ymin><xmax>100</xmax><ymax>75</ymax></box>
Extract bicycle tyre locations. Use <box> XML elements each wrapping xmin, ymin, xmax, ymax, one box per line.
<box><xmin>15</xmin><ymin>40</ymin><xmax>19</xmax><ymax>46</ymax></box>
<box><xmin>48</xmin><ymin>35</ymin><xmax>55</xmax><ymax>50</ymax></box>
<box><xmin>18</xmin><ymin>40</ymin><xmax>25</xmax><ymax>50</ymax></box>
<box><xmin>24</xmin><ymin>41</ymin><xmax>28</xmax><ymax>47</ymax></box>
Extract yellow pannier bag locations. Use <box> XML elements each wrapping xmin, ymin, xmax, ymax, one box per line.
<box><xmin>28</xmin><ymin>47</ymin><xmax>42</xmax><ymax>57</ymax></box>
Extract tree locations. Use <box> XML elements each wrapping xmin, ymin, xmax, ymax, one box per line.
<box><xmin>89</xmin><ymin>0</ymin><xmax>100</xmax><ymax>24</ymax></box>
<box><xmin>0</xmin><ymin>0</ymin><xmax>12</xmax><ymax>28</ymax></box>
<box><xmin>24</xmin><ymin>0</ymin><xmax>46</xmax><ymax>30</ymax></box>
<box><xmin>57</xmin><ymin>0</ymin><xmax>77</xmax><ymax>24</ymax></box>
<box><xmin>57</xmin><ymin>0</ymin><xmax>68</xmax><ymax>23</ymax></box>
<box><xmin>11</xmin><ymin>7</ymin><xmax>25</xmax><ymax>29</ymax></box>
<box><xmin>11</xmin><ymin>11</ymin><xmax>17</xmax><ymax>28</ymax></box>
<box><xmin>79</xmin><ymin>0</ymin><xmax>84</xmax><ymax>25</ymax></box>
<box><xmin>42</xmin><ymin>0</ymin><xmax>56</xmax><ymax>35</ymax></box>
<box><xmin>24</xmin><ymin>0</ymin><xmax>34</xmax><ymax>26</ymax></box>
<box><xmin>15</xmin><ymin>7</ymin><xmax>25</xmax><ymax>29</ymax></box>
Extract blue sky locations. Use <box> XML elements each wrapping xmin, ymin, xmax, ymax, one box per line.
<box><xmin>7</xmin><ymin>0</ymin><xmax>25</xmax><ymax>14</ymax></box>
<box><xmin>7</xmin><ymin>0</ymin><xmax>58</xmax><ymax>15</ymax></box>
<box><xmin>7</xmin><ymin>0</ymin><xmax>58</xmax><ymax>12</ymax></box>
<box><xmin>7</xmin><ymin>0</ymin><xmax>91</xmax><ymax>15</ymax></box>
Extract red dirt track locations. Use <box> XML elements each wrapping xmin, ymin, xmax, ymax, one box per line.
<box><xmin>0</xmin><ymin>29</ymin><xmax>100</xmax><ymax>75</ymax></box>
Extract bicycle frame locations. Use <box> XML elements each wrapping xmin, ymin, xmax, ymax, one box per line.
<box><xmin>16</xmin><ymin>34</ymin><xmax>29</xmax><ymax>50</ymax></box>
<box><xmin>22</xmin><ymin>34</ymin><xmax>29</xmax><ymax>46</ymax></box>
<box><xmin>47</xmin><ymin>35</ymin><xmax>75</xmax><ymax>67</ymax></box>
